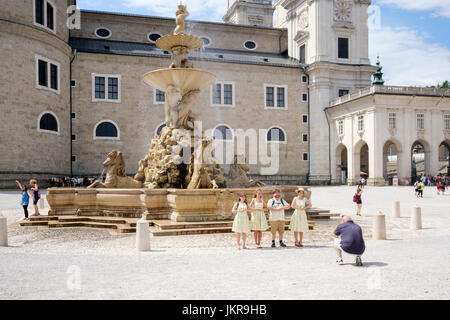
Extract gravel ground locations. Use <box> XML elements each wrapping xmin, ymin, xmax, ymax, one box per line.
<box><xmin>0</xmin><ymin>186</ymin><xmax>449</xmax><ymax>299</ymax></box>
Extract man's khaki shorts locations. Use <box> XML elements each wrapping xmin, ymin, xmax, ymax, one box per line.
<box><xmin>270</xmin><ymin>220</ymin><xmax>285</xmax><ymax>235</ymax></box>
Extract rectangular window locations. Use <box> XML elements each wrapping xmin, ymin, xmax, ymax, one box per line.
<box><xmin>36</xmin><ymin>55</ymin><xmax>59</xmax><ymax>93</ymax></box>
<box><xmin>302</xmin><ymin>133</ymin><xmax>308</xmax><ymax>143</ymax></box>
<box><xmin>299</xmin><ymin>44</ymin><xmax>306</xmax><ymax>64</ymax></box>
<box><xmin>46</xmin><ymin>2</ymin><xmax>54</xmax><ymax>30</ymax></box>
<box><xmin>211</xmin><ymin>82</ymin><xmax>234</xmax><ymax>107</ymax></box>
<box><xmin>338</xmin><ymin>38</ymin><xmax>349</xmax><ymax>59</ymax></box>
<box><xmin>388</xmin><ymin>112</ymin><xmax>396</xmax><ymax>129</ymax></box>
<box><xmin>92</xmin><ymin>74</ymin><xmax>121</xmax><ymax>102</ymax></box>
<box><xmin>276</xmin><ymin>87</ymin><xmax>285</xmax><ymax>108</ymax></box>
<box><xmin>416</xmin><ymin>114</ymin><xmax>425</xmax><ymax>130</ymax></box>
<box><xmin>71</xmin><ymin>112</ymin><xmax>76</xmax><ymax>119</ymax></box>
<box><xmin>302</xmin><ymin>75</ymin><xmax>308</xmax><ymax>83</ymax></box>
<box><xmin>302</xmin><ymin>93</ymin><xmax>308</xmax><ymax>102</ymax></box>
<box><xmin>339</xmin><ymin>89</ymin><xmax>349</xmax><ymax>97</ymax></box>
<box><xmin>338</xmin><ymin>120</ymin><xmax>344</xmax><ymax>135</ymax></box>
<box><xmin>50</xmin><ymin>64</ymin><xmax>58</xmax><ymax>90</ymax></box>
<box><xmin>265</xmin><ymin>85</ymin><xmax>287</xmax><ymax>109</ymax></box>
<box><xmin>302</xmin><ymin>115</ymin><xmax>308</xmax><ymax>124</ymax></box>
<box><xmin>302</xmin><ymin>152</ymin><xmax>309</xmax><ymax>161</ymax></box>
<box><xmin>108</xmin><ymin>77</ymin><xmax>119</xmax><ymax>100</ymax></box>
<box><xmin>71</xmin><ymin>134</ymin><xmax>76</xmax><ymax>141</ymax></box>
<box><xmin>224</xmin><ymin>84</ymin><xmax>233</xmax><ymax>105</ymax></box>
<box><xmin>444</xmin><ymin>115</ymin><xmax>450</xmax><ymax>131</ymax></box>
<box><xmin>358</xmin><ymin>115</ymin><xmax>364</xmax><ymax>131</ymax></box>
<box><xmin>71</xmin><ymin>156</ymin><xmax>77</xmax><ymax>162</ymax></box>
<box><xmin>266</xmin><ymin>87</ymin><xmax>274</xmax><ymax>107</ymax></box>
<box><xmin>71</xmin><ymin>80</ymin><xmax>77</xmax><ymax>87</ymax></box>
<box><xmin>38</xmin><ymin>60</ymin><xmax>48</xmax><ymax>87</ymax></box>
<box><xmin>155</xmin><ymin>89</ymin><xmax>165</xmax><ymax>103</ymax></box>
<box><xmin>95</xmin><ymin>77</ymin><xmax>105</xmax><ymax>99</ymax></box>
<box><xmin>35</xmin><ymin>0</ymin><xmax>44</xmax><ymax>25</ymax></box>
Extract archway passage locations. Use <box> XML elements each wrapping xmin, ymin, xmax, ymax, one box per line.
<box><xmin>336</xmin><ymin>144</ymin><xmax>348</xmax><ymax>184</ymax></box>
<box><xmin>438</xmin><ymin>141</ymin><xmax>450</xmax><ymax>175</ymax></box>
<box><xmin>383</xmin><ymin>141</ymin><xmax>398</xmax><ymax>185</ymax></box>
<box><xmin>411</xmin><ymin>141</ymin><xmax>426</xmax><ymax>181</ymax></box>
<box><xmin>360</xmin><ymin>143</ymin><xmax>369</xmax><ymax>176</ymax></box>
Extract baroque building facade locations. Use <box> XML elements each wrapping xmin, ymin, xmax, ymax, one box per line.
<box><xmin>0</xmin><ymin>0</ymin><xmax>449</xmax><ymax>187</ymax></box>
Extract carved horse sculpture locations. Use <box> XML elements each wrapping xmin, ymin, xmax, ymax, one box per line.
<box><xmin>87</xmin><ymin>150</ymin><xmax>142</xmax><ymax>188</ymax></box>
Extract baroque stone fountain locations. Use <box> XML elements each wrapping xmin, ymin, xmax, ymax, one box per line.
<box><xmin>45</xmin><ymin>5</ymin><xmax>304</xmax><ymax>223</ymax></box>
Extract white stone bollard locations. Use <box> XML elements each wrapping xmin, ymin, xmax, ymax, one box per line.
<box><xmin>39</xmin><ymin>197</ymin><xmax>45</xmax><ymax>209</ymax></box>
<box><xmin>410</xmin><ymin>205</ymin><xmax>422</xmax><ymax>230</ymax></box>
<box><xmin>372</xmin><ymin>211</ymin><xmax>386</xmax><ymax>240</ymax></box>
<box><xmin>0</xmin><ymin>215</ymin><xmax>7</xmax><ymax>247</ymax></box>
<box><xmin>136</xmin><ymin>215</ymin><xmax>150</xmax><ymax>251</ymax></box>
<box><xmin>392</xmin><ymin>200</ymin><xmax>400</xmax><ymax>218</ymax></box>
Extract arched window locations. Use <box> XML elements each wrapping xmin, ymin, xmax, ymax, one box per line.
<box><xmin>213</xmin><ymin>124</ymin><xmax>233</xmax><ymax>141</ymax></box>
<box><xmin>37</xmin><ymin>111</ymin><xmax>59</xmax><ymax>134</ymax></box>
<box><xmin>201</xmin><ymin>36</ymin><xmax>211</xmax><ymax>47</ymax></box>
<box><xmin>155</xmin><ymin>122</ymin><xmax>166</xmax><ymax>136</ymax></box>
<box><xmin>94</xmin><ymin>120</ymin><xmax>119</xmax><ymax>139</ymax></box>
<box><xmin>267</xmin><ymin>126</ymin><xmax>286</xmax><ymax>143</ymax></box>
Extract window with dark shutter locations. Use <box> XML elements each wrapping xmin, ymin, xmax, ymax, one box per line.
<box><xmin>38</xmin><ymin>60</ymin><xmax>48</xmax><ymax>87</ymax></box>
<box><xmin>35</xmin><ymin>0</ymin><xmax>44</xmax><ymax>25</ymax></box>
<box><xmin>39</xmin><ymin>113</ymin><xmax>58</xmax><ymax>132</ymax></box>
<box><xmin>96</xmin><ymin>122</ymin><xmax>118</xmax><ymax>138</ymax></box>
<box><xmin>46</xmin><ymin>2</ymin><xmax>54</xmax><ymax>30</ymax></box>
<box><xmin>338</xmin><ymin>38</ymin><xmax>349</xmax><ymax>59</ymax></box>
<box><xmin>50</xmin><ymin>64</ymin><xmax>58</xmax><ymax>90</ymax></box>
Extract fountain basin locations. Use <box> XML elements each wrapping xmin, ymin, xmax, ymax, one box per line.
<box><xmin>141</xmin><ymin>68</ymin><xmax>216</xmax><ymax>94</ymax></box>
<box><xmin>156</xmin><ymin>34</ymin><xmax>203</xmax><ymax>52</ymax></box>
<box><xmin>47</xmin><ymin>187</ymin><xmax>310</xmax><ymax>222</ymax></box>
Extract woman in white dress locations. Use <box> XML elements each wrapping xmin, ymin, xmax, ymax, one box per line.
<box><xmin>249</xmin><ymin>189</ymin><xmax>269</xmax><ymax>248</ymax></box>
<box><xmin>232</xmin><ymin>194</ymin><xmax>251</xmax><ymax>250</ymax></box>
<box><xmin>290</xmin><ymin>188</ymin><xmax>311</xmax><ymax>247</ymax></box>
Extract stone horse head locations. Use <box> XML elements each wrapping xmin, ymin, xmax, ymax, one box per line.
<box><xmin>103</xmin><ymin>150</ymin><xmax>126</xmax><ymax>177</ymax></box>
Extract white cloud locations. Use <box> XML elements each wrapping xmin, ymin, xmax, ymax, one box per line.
<box><xmin>377</xmin><ymin>0</ymin><xmax>450</xmax><ymax>18</ymax></box>
<box><xmin>122</xmin><ymin>0</ymin><xmax>230</xmax><ymax>22</ymax></box>
<box><xmin>369</xmin><ymin>26</ymin><xmax>450</xmax><ymax>86</ymax></box>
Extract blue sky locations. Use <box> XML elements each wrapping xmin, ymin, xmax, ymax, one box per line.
<box><xmin>76</xmin><ymin>0</ymin><xmax>450</xmax><ymax>86</ymax></box>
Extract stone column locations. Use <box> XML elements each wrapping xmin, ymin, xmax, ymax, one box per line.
<box><xmin>372</xmin><ymin>211</ymin><xmax>386</xmax><ymax>240</ymax></box>
<box><xmin>0</xmin><ymin>215</ymin><xmax>7</xmax><ymax>247</ymax></box>
<box><xmin>410</xmin><ymin>205</ymin><xmax>422</xmax><ymax>230</ymax></box>
<box><xmin>136</xmin><ymin>215</ymin><xmax>150</xmax><ymax>251</ymax></box>
<box><xmin>392</xmin><ymin>200</ymin><xmax>400</xmax><ymax>218</ymax></box>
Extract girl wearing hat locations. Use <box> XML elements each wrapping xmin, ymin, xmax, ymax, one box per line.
<box><xmin>290</xmin><ymin>188</ymin><xmax>311</xmax><ymax>247</ymax></box>
<box><xmin>231</xmin><ymin>194</ymin><xmax>251</xmax><ymax>250</ymax></box>
<box><xmin>249</xmin><ymin>189</ymin><xmax>269</xmax><ymax>248</ymax></box>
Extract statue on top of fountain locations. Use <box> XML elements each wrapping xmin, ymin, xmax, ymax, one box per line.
<box><xmin>174</xmin><ymin>4</ymin><xmax>189</xmax><ymax>35</ymax></box>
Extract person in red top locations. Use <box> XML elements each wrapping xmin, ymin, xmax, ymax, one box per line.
<box><xmin>353</xmin><ymin>188</ymin><xmax>363</xmax><ymax>216</ymax></box>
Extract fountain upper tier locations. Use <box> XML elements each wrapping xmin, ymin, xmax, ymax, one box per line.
<box><xmin>156</xmin><ymin>34</ymin><xmax>203</xmax><ymax>53</ymax></box>
<box><xmin>141</xmin><ymin>68</ymin><xmax>216</xmax><ymax>94</ymax></box>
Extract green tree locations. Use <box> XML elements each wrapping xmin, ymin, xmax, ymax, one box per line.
<box><xmin>427</xmin><ymin>80</ymin><xmax>449</xmax><ymax>88</ymax></box>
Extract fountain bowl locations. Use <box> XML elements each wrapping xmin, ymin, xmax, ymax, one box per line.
<box><xmin>156</xmin><ymin>34</ymin><xmax>203</xmax><ymax>52</ymax></box>
<box><xmin>141</xmin><ymin>68</ymin><xmax>216</xmax><ymax>94</ymax></box>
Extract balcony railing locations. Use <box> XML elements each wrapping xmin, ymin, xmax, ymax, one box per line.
<box><xmin>330</xmin><ymin>85</ymin><xmax>450</xmax><ymax>107</ymax></box>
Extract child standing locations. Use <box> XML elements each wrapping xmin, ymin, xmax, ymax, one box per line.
<box><xmin>290</xmin><ymin>188</ymin><xmax>311</xmax><ymax>247</ymax></box>
<box><xmin>231</xmin><ymin>194</ymin><xmax>251</xmax><ymax>250</ymax></box>
<box><xmin>29</xmin><ymin>179</ymin><xmax>40</xmax><ymax>216</ymax></box>
<box><xmin>249</xmin><ymin>189</ymin><xmax>268</xmax><ymax>248</ymax></box>
<box><xmin>15</xmin><ymin>180</ymin><xmax>31</xmax><ymax>220</ymax></box>
<box><xmin>353</xmin><ymin>188</ymin><xmax>363</xmax><ymax>216</ymax></box>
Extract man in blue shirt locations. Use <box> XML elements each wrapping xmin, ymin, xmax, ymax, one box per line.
<box><xmin>333</xmin><ymin>215</ymin><xmax>365</xmax><ymax>266</ymax></box>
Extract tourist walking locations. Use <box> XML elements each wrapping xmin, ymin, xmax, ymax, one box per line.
<box><xmin>333</xmin><ymin>215</ymin><xmax>365</xmax><ymax>266</ymax></box>
<box><xmin>414</xmin><ymin>180</ymin><xmax>420</xmax><ymax>197</ymax></box>
<box><xmin>267</xmin><ymin>189</ymin><xmax>290</xmax><ymax>247</ymax></box>
<box><xmin>353</xmin><ymin>188</ymin><xmax>363</xmax><ymax>216</ymax></box>
<box><xmin>15</xmin><ymin>180</ymin><xmax>31</xmax><ymax>220</ymax></box>
<box><xmin>249</xmin><ymin>189</ymin><xmax>268</xmax><ymax>248</ymax></box>
<box><xmin>289</xmin><ymin>188</ymin><xmax>311</xmax><ymax>247</ymax></box>
<box><xmin>417</xmin><ymin>180</ymin><xmax>424</xmax><ymax>198</ymax></box>
<box><xmin>231</xmin><ymin>194</ymin><xmax>251</xmax><ymax>250</ymax></box>
<box><xmin>29</xmin><ymin>179</ymin><xmax>40</xmax><ymax>216</ymax></box>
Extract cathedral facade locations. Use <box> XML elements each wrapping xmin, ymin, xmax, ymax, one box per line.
<box><xmin>0</xmin><ymin>0</ymin><xmax>449</xmax><ymax>188</ymax></box>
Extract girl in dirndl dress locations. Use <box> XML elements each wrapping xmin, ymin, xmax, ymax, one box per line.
<box><xmin>290</xmin><ymin>188</ymin><xmax>311</xmax><ymax>247</ymax></box>
<box><xmin>232</xmin><ymin>193</ymin><xmax>251</xmax><ymax>250</ymax></box>
<box><xmin>249</xmin><ymin>188</ymin><xmax>268</xmax><ymax>248</ymax></box>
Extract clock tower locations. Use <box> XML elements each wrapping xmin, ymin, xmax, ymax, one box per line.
<box><xmin>274</xmin><ymin>0</ymin><xmax>377</xmax><ymax>184</ymax></box>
